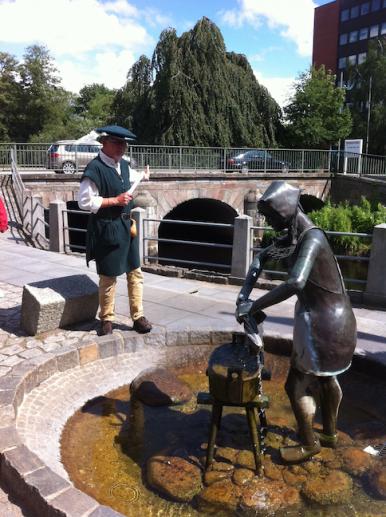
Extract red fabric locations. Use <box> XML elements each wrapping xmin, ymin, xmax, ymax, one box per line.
<box><xmin>0</xmin><ymin>196</ymin><xmax>8</xmax><ymax>232</ymax></box>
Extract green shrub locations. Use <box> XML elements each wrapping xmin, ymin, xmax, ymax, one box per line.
<box><xmin>309</xmin><ymin>197</ymin><xmax>386</xmax><ymax>255</ymax></box>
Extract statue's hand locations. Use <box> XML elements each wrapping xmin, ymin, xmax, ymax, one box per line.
<box><xmin>253</xmin><ymin>309</ymin><xmax>267</xmax><ymax>325</ymax></box>
<box><xmin>235</xmin><ymin>300</ymin><xmax>253</xmax><ymax>324</ymax></box>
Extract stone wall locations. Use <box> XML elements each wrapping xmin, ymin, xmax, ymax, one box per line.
<box><xmin>330</xmin><ymin>175</ymin><xmax>386</xmax><ymax>205</ymax></box>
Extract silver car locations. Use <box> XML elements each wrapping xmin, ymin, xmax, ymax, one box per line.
<box><xmin>47</xmin><ymin>141</ymin><xmax>102</xmax><ymax>174</ymax></box>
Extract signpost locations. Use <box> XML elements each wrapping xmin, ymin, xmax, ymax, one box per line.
<box><xmin>344</xmin><ymin>139</ymin><xmax>363</xmax><ymax>175</ymax></box>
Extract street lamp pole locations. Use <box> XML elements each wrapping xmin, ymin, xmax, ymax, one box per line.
<box><xmin>365</xmin><ymin>75</ymin><xmax>372</xmax><ymax>155</ymax></box>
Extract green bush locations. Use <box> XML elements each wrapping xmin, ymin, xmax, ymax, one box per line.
<box><xmin>309</xmin><ymin>197</ymin><xmax>386</xmax><ymax>255</ymax></box>
<box><xmin>258</xmin><ymin>197</ymin><xmax>386</xmax><ymax>256</ymax></box>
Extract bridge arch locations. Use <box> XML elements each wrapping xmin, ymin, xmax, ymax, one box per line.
<box><xmin>158</xmin><ymin>198</ymin><xmax>237</xmax><ymax>271</ymax></box>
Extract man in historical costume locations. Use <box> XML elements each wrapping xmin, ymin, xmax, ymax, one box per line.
<box><xmin>78</xmin><ymin>125</ymin><xmax>152</xmax><ymax>336</ymax></box>
<box><xmin>236</xmin><ymin>181</ymin><xmax>357</xmax><ymax>463</ymax></box>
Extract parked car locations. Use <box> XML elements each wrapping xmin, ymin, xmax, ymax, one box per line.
<box><xmin>47</xmin><ymin>141</ymin><xmax>137</xmax><ymax>173</ymax></box>
<box><xmin>225</xmin><ymin>150</ymin><xmax>290</xmax><ymax>172</ymax></box>
<box><xmin>47</xmin><ymin>141</ymin><xmax>102</xmax><ymax>174</ymax></box>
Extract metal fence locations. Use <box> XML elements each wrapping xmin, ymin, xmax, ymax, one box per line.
<box><xmin>250</xmin><ymin>226</ymin><xmax>372</xmax><ymax>290</ymax></box>
<box><xmin>2</xmin><ymin>142</ymin><xmax>386</xmax><ymax>175</ymax></box>
<box><xmin>143</xmin><ymin>218</ymin><xmax>234</xmax><ymax>270</ymax></box>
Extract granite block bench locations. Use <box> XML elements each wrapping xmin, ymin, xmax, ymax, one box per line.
<box><xmin>20</xmin><ymin>275</ymin><xmax>99</xmax><ymax>335</ymax></box>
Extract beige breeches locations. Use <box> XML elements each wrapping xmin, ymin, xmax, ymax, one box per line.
<box><xmin>99</xmin><ymin>268</ymin><xmax>144</xmax><ymax>322</ymax></box>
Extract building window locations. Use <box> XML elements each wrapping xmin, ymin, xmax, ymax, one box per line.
<box><xmin>358</xmin><ymin>52</ymin><xmax>367</xmax><ymax>64</ymax></box>
<box><xmin>339</xmin><ymin>57</ymin><xmax>347</xmax><ymax>68</ymax></box>
<box><xmin>351</xmin><ymin>5</ymin><xmax>360</xmax><ymax>17</ymax></box>
<box><xmin>349</xmin><ymin>30</ymin><xmax>359</xmax><ymax>42</ymax></box>
<box><xmin>340</xmin><ymin>33</ymin><xmax>348</xmax><ymax>44</ymax></box>
<box><xmin>382</xmin><ymin>22</ymin><xmax>386</xmax><ymax>35</ymax></box>
<box><xmin>359</xmin><ymin>27</ymin><xmax>369</xmax><ymax>39</ymax></box>
<box><xmin>361</xmin><ymin>2</ymin><xmax>370</xmax><ymax>14</ymax></box>
<box><xmin>383</xmin><ymin>0</ymin><xmax>386</xmax><ymax>8</ymax></box>
<box><xmin>341</xmin><ymin>8</ymin><xmax>350</xmax><ymax>20</ymax></box>
<box><xmin>348</xmin><ymin>55</ymin><xmax>357</xmax><ymax>65</ymax></box>
<box><xmin>371</xmin><ymin>0</ymin><xmax>381</xmax><ymax>10</ymax></box>
<box><xmin>370</xmin><ymin>24</ymin><xmax>379</xmax><ymax>37</ymax></box>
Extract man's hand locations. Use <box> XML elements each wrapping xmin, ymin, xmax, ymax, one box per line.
<box><xmin>235</xmin><ymin>299</ymin><xmax>253</xmax><ymax>324</ymax></box>
<box><xmin>115</xmin><ymin>192</ymin><xmax>133</xmax><ymax>206</ymax></box>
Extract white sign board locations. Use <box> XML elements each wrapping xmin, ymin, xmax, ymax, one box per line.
<box><xmin>343</xmin><ymin>139</ymin><xmax>363</xmax><ymax>175</ymax></box>
<box><xmin>344</xmin><ymin>139</ymin><xmax>363</xmax><ymax>156</ymax></box>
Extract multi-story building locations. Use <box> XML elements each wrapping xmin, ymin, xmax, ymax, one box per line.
<box><xmin>313</xmin><ymin>0</ymin><xmax>386</xmax><ymax>77</ymax></box>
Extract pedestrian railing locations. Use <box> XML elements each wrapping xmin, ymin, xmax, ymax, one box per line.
<box><xmin>250</xmin><ymin>226</ymin><xmax>372</xmax><ymax>289</ymax></box>
<box><xmin>25</xmin><ymin>199</ymin><xmax>386</xmax><ymax>302</ymax></box>
<box><xmin>143</xmin><ymin>218</ymin><xmax>234</xmax><ymax>270</ymax></box>
<box><xmin>62</xmin><ymin>208</ymin><xmax>88</xmax><ymax>253</ymax></box>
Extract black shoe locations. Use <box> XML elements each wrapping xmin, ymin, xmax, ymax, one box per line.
<box><xmin>100</xmin><ymin>320</ymin><xmax>113</xmax><ymax>335</ymax></box>
<box><xmin>133</xmin><ymin>316</ymin><xmax>152</xmax><ymax>334</ymax></box>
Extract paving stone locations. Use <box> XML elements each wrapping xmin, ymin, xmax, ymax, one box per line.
<box><xmin>38</xmin><ymin>342</ymin><xmax>62</xmax><ymax>353</ymax></box>
<box><xmin>24</xmin><ymin>466</ymin><xmax>70</xmax><ymax>497</ymax></box>
<box><xmin>0</xmin><ymin>356</ymin><xmax>24</xmax><ymax>367</ymax></box>
<box><xmin>0</xmin><ymin>366</ymin><xmax>11</xmax><ymax>377</ymax></box>
<box><xmin>50</xmin><ymin>487</ymin><xmax>98</xmax><ymax>516</ymax></box>
<box><xmin>19</xmin><ymin>349</ymin><xmax>44</xmax><ymax>360</ymax></box>
<box><xmin>25</xmin><ymin>339</ymin><xmax>41</xmax><ymax>349</ymax></box>
<box><xmin>0</xmin><ymin>426</ymin><xmax>21</xmax><ymax>452</ymax></box>
<box><xmin>55</xmin><ymin>347</ymin><xmax>79</xmax><ymax>372</ymax></box>
<box><xmin>89</xmin><ymin>505</ymin><xmax>124</xmax><ymax>516</ymax></box>
<box><xmin>1</xmin><ymin>345</ymin><xmax>24</xmax><ymax>356</ymax></box>
<box><xmin>3</xmin><ymin>445</ymin><xmax>44</xmax><ymax>475</ymax></box>
<box><xmin>98</xmin><ymin>336</ymin><xmax>121</xmax><ymax>358</ymax></box>
<box><xmin>79</xmin><ymin>342</ymin><xmax>99</xmax><ymax>365</ymax></box>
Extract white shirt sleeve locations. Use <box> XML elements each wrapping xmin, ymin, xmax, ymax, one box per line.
<box><xmin>78</xmin><ymin>177</ymin><xmax>103</xmax><ymax>213</ymax></box>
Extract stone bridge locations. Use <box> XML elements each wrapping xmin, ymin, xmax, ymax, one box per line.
<box><xmin>21</xmin><ymin>170</ymin><xmax>332</xmax><ymax>221</ymax></box>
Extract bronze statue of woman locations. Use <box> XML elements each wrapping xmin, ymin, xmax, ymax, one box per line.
<box><xmin>236</xmin><ymin>181</ymin><xmax>357</xmax><ymax>463</ymax></box>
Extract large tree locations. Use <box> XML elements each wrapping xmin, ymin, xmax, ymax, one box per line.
<box><xmin>17</xmin><ymin>45</ymin><xmax>65</xmax><ymax>141</ymax></box>
<box><xmin>0</xmin><ymin>52</ymin><xmax>22</xmax><ymax>141</ymax></box>
<box><xmin>112</xmin><ymin>17</ymin><xmax>282</xmax><ymax>146</ymax></box>
<box><xmin>284</xmin><ymin>66</ymin><xmax>352</xmax><ymax>149</ymax></box>
<box><xmin>347</xmin><ymin>37</ymin><xmax>386</xmax><ymax>155</ymax></box>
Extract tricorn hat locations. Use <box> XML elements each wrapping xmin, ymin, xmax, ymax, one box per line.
<box><xmin>95</xmin><ymin>125</ymin><xmax>136</xmax><ymax>142</ymax></box>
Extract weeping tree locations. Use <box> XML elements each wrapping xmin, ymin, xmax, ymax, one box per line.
<box><xmin>112</xmin><ymin>17</ymin><xmax>282</xmax><ymax>146</ymax></box>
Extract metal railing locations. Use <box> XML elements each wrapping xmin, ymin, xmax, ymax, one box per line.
<box><xmin>2</xmin><ymin>141</ymin><xmax>386</xmax><ymax>175</ymax></box>
<box><xmin>250</xmin><ymin>226</ymin><xmax>372</xmax><ymax>289</ymax></box>
<box><xmin>62</xmin><ymin>208</ymin><xmax>88</xmax><ymax>252</ymax></box>
<box><xmin>143</xmin><ymin>218</ymin><xmax>234</xmax><ymax>270</ymax></box>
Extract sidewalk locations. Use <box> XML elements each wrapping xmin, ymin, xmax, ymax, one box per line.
<box><xmin>0</xmin><ymin>231</ymin><xmax>385</xmax><ymax>515</ymax></box>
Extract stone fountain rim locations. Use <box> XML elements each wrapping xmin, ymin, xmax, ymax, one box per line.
<box><xmin>0</xmin><ymin>327</ymin><xmax>384</xmax><ymax>517</ymax></box>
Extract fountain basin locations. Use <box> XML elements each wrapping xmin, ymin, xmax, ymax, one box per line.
<box><xmin>1</xmin><ymin>327</ymin><xmax>385</xmax><ymax>516</ymax></box>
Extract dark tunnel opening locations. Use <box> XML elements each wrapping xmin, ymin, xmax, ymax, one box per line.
<box><xmin>158</xmin><ymin>198</ymin><xmax>237</xmax><ymax>272</ymax></box>
<box><xmin>299</xmin><ymin>194</ymin><xmax>325</xmax><ymax>213</ymax></box>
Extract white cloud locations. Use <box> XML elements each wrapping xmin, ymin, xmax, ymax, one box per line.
<box><xmin>58</xmin><ymin>49</ymin><xmax>136</xmax><ymax>92</ymax></box>
<box><xmin>0</xmin><ymin>0</ymin><xmax>151</xmax><ymax>55</ymax></box>
<box><xmin>0</xmin><ymin>0</ymin><xmax>162</xmax><ymax>91</ymax></box>
<box><xmin>254</xmin><ymin>71</ymin><xmax>294</xmax><ymax>107</ymax></box>
<box><xmin>220</xmin><ymin>0</ymin><xmax>317</xmax><ymax>57</ymax></box>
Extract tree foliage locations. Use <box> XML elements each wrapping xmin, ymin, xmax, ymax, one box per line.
<box><xmin>284</xmin><ymin>66</ymin><xmax>352</xmax><ymax>149</ymax></box>
<box><xmin>111</xmin><ymin>18</ymin><xmax>282</xmax><ymax>146</ymax></box>
<box><xmin>347</xmin><ymin>37</ymin><xmax>386</xmax><ymax>155</ymax></box>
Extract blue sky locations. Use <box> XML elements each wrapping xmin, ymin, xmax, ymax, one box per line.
<box><xmin>0</xmin><ymin>0</ymin><xmax>332</xmax><ymax>106</ymax></box>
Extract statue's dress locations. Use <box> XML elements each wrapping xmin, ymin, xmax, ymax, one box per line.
<box><xmin>289</xmin><ymin>227</ymin><xmax>357</xmax><ymax>376</ymax></box>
